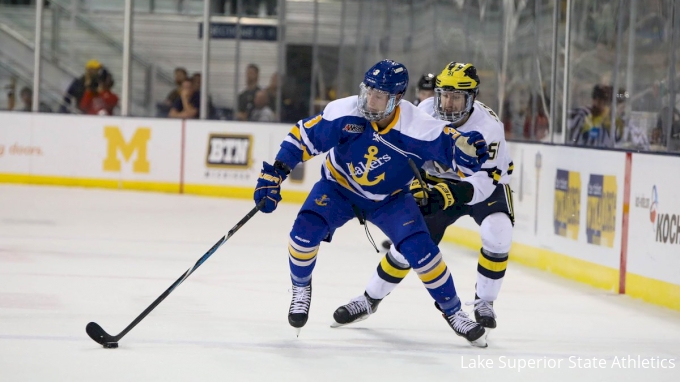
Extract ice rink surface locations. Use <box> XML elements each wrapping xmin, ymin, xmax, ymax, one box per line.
<box><xmin>1</xmin><ymin>184</ymin><xmax>679</xmax><ymax>382</ymax></box>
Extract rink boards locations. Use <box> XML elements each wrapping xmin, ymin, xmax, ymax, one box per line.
<box><xmin>0</xmin><ymin>112</ymin><xmax>678</xmax><ymax>311</ymax></box>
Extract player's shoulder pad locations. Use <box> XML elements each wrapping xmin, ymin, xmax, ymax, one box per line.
<box><xmin>417</xmin><ymin>96</ymin><xmax>437</xmax><ymax>118</ymax></box>
<box><xmin>322</xmin><ymin>96</ymin><xmax>362</xmax><ymax>122</ymax></box>
<box><xmin>466</xmin><ymin>100</ymin><xmax>506</xmax><ymax>140</ymax></box>
<box><xmin>398</xmin><ymin>101</ymin><xmax>449</xmax><ymax>142</ymax></box>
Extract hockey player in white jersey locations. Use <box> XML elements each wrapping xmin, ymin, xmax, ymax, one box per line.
<box><xmin>333</xmin><ymin>62</ymin><xmax>514</xmax><ymax>333</ymax></box>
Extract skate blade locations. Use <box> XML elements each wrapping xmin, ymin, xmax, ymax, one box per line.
<box><xmin>468</xmin><ymin>329</ymin><xmax>489</xmax><ymax>348</ymax></box>
<box><xmin>483</xmin><ymin>327</ymin><xmax>494</xmax><ymax>340</ymax></box>
<box><xmin>293</xmin><ymin>327</ymin><xmax>302</xmax><ymax>337</ymax></box>
<box><xmin>330</xmin><ymin>314</ymin><xmax>369</xmax><ymax>328</ymax></box>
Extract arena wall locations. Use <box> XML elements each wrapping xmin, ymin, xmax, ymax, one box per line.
<box><xmin>1</xmin><ymin>112</ymin><xmax>678</xmax><ymax>311</ymax></box>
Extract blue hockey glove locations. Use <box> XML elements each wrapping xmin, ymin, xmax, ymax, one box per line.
<box><xmin>453</xmin><ymin>130</ymin><xmax>489</xmax><ymax>172</ymax></box>
<box><xmin>254</xmin><ymin>161</ymin><xmax>290</xmax><ymax>213</ymax></box>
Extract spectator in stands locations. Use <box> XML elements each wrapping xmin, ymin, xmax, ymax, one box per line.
<box><xmin>61</xmin><ymin>59</ymin><xmax>109</xmax><ymax>113</ymax></box>
<box><xmin>249</xmin><ymin>90</ymin><xmax>275</xmax><ymax>122</ymax></box>
<box><xmin>157</xmin><ymin>67</ymin><xmax>188</xmax><ymax>117</ymax></box>
<box><xmin>7</xmin><ymin>82</ymin><xmax>52</xmax><ymax>113</ymax></box>
<box><xmin>161</xmin><ymin>68</ymin><xmax>188</xmax><ymax>108</ymax></box>
<box><xmin>568</xmin><ymin>84</ymin><xmax>626</xmax><ymax>147</ymax></box>
<box><xmin>169</xmin><ymin>78</ymin><xmax>199</xmax><ymax>119</ymax></box>
<box><xmin>654</xmin><ymin>106</ymin><xmax>680</xmax><ymax>146</ymax></box>
<box><xmin>265</xmin><ymin>72</ymin><xmax>279</xmax><ymax>112</ymax></box>
<box><xmin>80</xmin><ymin>72</ymin><xmax>119</xmax><ymax>115</ymax></box>
<box><xmin>191</xmin><ymin>72</ymin><xmax>202</xmax><ymax>92</ymax></box>
<box><xmin>236</xmin><ymin>63</ymin><xmax>261</xmax><ymax>121</ymax></box>
<box><xmin>189</xmin><ymin>72</ymin><xmax>216</xmax><ymax>119</ymax></box>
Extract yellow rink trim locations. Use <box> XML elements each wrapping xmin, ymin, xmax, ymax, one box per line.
<box><xmin>442</xmin><ymin>225</ymin><xmax>680</xmax><ymax>312</ymax></box>
<box><xmin>0</xmin><ymin>174</ymin><xmax>311</xmax><ymax>204</ymax></box>
<box><xmin>626</xmin><ymin>273</ymin><xmax>680</xmax><ymax>312</ymax></box>
<box><xmin>182</xmin><ymin>183</ymin><xmax>310</xmax><ymax>204</ymax></box>
<box><xmin>0</xmin><ymin>173</ymin><xmax>179</xmax><ymax>193</ymax></box>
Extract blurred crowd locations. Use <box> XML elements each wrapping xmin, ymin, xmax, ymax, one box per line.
<box><xmin>4</xmin><ymin>59</ymin><xmax>680</xmax><ymax>154</ymax></box>
<box><xmin>153</xmin><ymin>62</ymin><xmax>306</xmax><ymax>123</ymax></box>
<box><xmin>501</xmin><ymin>81</ymin><xmax>679</xmax><ymax>152</ymax></box>
<box><xmin>2</xmin><ymin>57</ymin><xmax>311</xmax><ymax>123</ymax></box>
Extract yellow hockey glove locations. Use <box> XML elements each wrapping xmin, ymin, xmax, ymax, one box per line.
<box><xmin>409</xmin><ymin>179</ymin><xmax>456</xmax><ymax>213</ymax></box>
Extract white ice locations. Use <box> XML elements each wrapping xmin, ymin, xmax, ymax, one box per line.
<box><xmin>0</xmin><ymin>184</ymin><xmax>679</xmax><ymax>382</ymax></box>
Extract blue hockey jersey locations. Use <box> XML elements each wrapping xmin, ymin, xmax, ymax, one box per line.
<box><xmin>275</xmin><ymin>96</ymin><xmax>468</xmax><ymax>207</ymax></box>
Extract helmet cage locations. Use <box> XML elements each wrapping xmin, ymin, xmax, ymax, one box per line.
<box><xmin>434</xmin><ymin>88</ymin><xmax>475</xmax><ymax>124</ymax></box>
<box><xmin>358</xmin><ymin>82</ymin><xmax>400</xmax><ymax>121</ymax></box>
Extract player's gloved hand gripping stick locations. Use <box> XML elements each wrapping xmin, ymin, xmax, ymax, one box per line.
<box><xmin>407</xmin><ymin>129</ymin><xmax>488</xmax><ymax>215</ymax></box>
<box><xmin>253</xmin><ymin>161</ymin><xmax>291</xmax><ymax>213</ymax></box>
<box><xmin>84</xmin><ymin>161</ymin><xmax>292</xmax><ymax>348</ymax></box>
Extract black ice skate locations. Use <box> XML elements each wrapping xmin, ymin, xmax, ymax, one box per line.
<box><xmin>466</xmin><ymin>295</ymin><xmax>497</xmax><ymax>329</ymax></box>
<box><xmin>288</xmin><ymin>283</ymin><xmax>312</xmax><ymax>336</ymax></box>
<box><xmin>436</xmin><ymin>303</ymin><xmax>487</xmax><ymax>348</ymax></box>
<box><xmin>331</xmin><ymin>292</ymin><xmax>382</xmax><ymax>327</ymax></box>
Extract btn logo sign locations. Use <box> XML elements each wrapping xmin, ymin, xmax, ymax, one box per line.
<box><xmin>103</xmin><ymin>126</ymin><xmax>151</xmax><ymax>173</ymax></box>
<box><xmin>553</xmin><ymin>169</ymin><xmax>581</xmax><ymax>240</ymax></box>
<box><xmin>586</xmin><ymin>174</ymin><xmax>617</xmax><ymax>247</ymax></box>
<box><xmin>206</xmin><ymin>134</ymin><xmax>252</xmax><ymax>167</ymax></box>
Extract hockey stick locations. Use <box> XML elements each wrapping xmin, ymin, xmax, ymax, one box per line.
<box><xmin>86</xmin><ymin>199</ymin><xmax>266</xmax><ymax>348</ymax></box>
<box><xmin>407</xmin><ymin>158</ymin><xmax>428</xmax><ymax>207</ymax></box>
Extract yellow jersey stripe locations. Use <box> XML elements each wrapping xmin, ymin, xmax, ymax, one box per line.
<box><xmin>505</xmin><ymin>184</ymin><xmax>514</xmax><ymax>217</ymax></box>
<box><xmin>302</xmin><ymin>146</ymin><xmax>313</xmax><ymax>161</ymax></box>
<box><xmin>290</xmin><ymin>125</ymin><xmax>302</xmax><ymax>141</ymax></box>
<box><xmin>325</xmin><ymin>157</ymin><xmax>354</xmax><ymax>192</ymax></box>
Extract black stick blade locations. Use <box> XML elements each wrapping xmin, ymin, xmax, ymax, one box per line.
<box><xmin>86</xmin><ymin>322</ymin><xmax>117</xmax><ymax>347</ymax></box>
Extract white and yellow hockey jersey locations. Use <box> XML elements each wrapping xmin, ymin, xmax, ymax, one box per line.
<box><xmin>417</xmin><ymin>97</ymin><xmax>514</xmax><ymax>191</ymax></box>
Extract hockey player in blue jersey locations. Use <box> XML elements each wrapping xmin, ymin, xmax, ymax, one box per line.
<box><xmin>332</xmin><ymin>62</ymin><xmax>515</xmax><ymax>335</ymax></box>
<box><xmin>253</xmin><ymin>59</ymin><xmax>493</xmax><ymax>347</ymax></box>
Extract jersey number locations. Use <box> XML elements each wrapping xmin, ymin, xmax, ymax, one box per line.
<box><xmin>488</xmin><ymin>142</ymin><xmax>499</xmax><ymax>160</ymax></box>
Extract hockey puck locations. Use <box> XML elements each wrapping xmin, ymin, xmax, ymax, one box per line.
<box><xmin>102</xmin><ymin>342</ymin><xmax>118</xmax><ymax>349</ymax></box>
<box><xmin>381</xmin><ymin>240</ymin><xmax>392</xmax><ymax>250</ymax></box>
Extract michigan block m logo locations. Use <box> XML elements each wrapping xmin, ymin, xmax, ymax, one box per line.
<box><xmin>103</xmin><ymin>126</ymin><xmax>151</xmax><ymax>173</ymax></box>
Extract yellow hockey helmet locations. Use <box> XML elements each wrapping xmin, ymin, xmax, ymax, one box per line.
<box><xmin>434</xmin><ymin>62</ymin><xmax>480</xmax><ymax>123</ymax></box>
